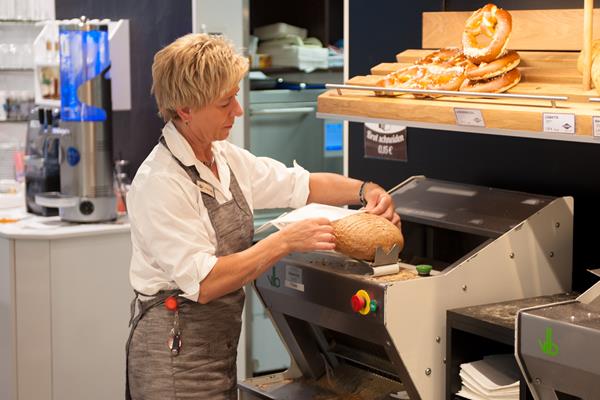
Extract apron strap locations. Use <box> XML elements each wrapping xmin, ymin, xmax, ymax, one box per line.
<box><xmin>125</xmin><ymin>289</ymin><xmax>181</xmax><ymax>400</ymax></box>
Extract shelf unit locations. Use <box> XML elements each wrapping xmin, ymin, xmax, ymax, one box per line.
<box><xmin>317</xmin><ymin>8</ymin><xmax>600</xmax><ymax>144</ymax></box>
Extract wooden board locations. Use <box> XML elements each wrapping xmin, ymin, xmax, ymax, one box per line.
<box><xmin>422</xmin><ymin>9</ymin><xmax>600</xmax><ymax>51</ymax></box>
<box><xmin>366</xmin><ymin>50</ymin><xmax>592</xmax><ymax>99</ymax></box>
<box><xmin>347</xmin><ymin>74</ymin><xmax>595</xmax><ymax>103</ymax></box>
<box><xmin>318</xmin><ymin>88</ymin><xmax>600</xmax><ymax>137</ymax></box>
<box><xmin>394</xmin><ymin>50</ymin><xmax>579</xmax><ymax>68</ymax></box>
<box><xmin>369</xmin><ymin>52</ymin><xmax>582</xmax><ymax>89</ymax></box>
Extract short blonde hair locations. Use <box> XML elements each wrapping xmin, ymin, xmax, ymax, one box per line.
<box><xmin>151</xmin><ymin>33</ymin><xmax>248</xmax><ymax>121</ymax></box>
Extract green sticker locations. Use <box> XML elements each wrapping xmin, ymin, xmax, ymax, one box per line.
<box><xmin>267</xmin><ymin>267</ymin><xmax>280</xmax><ymax>288</ymax></box>
<box><xmin>538</xmin><ymin>327</ymin><xmax>559</xmax><ymax>357</ymax></box>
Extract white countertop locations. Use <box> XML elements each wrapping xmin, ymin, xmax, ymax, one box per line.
<box><xmin>0</xmin><ymin>207</ymin><xmax>130</xmax><ymax>240</ymax></box>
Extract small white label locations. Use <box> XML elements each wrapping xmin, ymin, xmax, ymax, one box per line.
<box><xmin>593</xmin><ymin>116</ymin><xmax>600</xmax><ymax>137</ymax></box>
<box><xmin>454</xmin><ymin>108</ymin><xmax>485</xmax><ymax>127</ymax></box>
<box><xmin>543</xmin><ymin>113</ymin><xmax>575</xmax><ymax>134</ymax></box>
<box><xmin>284</xmin><ymin>265</ymin><xmax>304</xmax><ymax>292</ymax></box>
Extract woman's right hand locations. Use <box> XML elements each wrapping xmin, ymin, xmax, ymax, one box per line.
<box><xmin>277</xmin><ymin>218</ymin><xmax>335</xmax><ymax>253</ymax></box>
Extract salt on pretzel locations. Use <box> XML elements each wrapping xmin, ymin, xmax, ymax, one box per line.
<box><xmin>376</xmin><ymin>63</ymin><xmax>468</xmax><ymax>98</ymax></box>
<box><xmin>462</xmin><ymin>4</ymin><xmax>512</xmax><ymax>64</ymax></box>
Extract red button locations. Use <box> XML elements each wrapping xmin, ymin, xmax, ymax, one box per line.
<box><xmin>351</xmin><ymin>294</ymin><xmax>365</xmax><ymax>312</ymax></box>
<box><xmin>165</xmin><ymin>296</ymin><xmax>178</xmax><ymax>311</ymax></box>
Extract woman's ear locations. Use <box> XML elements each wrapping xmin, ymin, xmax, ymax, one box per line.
<box><xmin>175</xmin><ymin>107</ymin><xmax>192</xmax><ymax>121</ymax></box>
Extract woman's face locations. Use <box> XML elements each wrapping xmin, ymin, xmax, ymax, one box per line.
<box><xmin>187</xmin><ymin>86</ymin><xmax>243</xmax><ymax>143</ymax></box>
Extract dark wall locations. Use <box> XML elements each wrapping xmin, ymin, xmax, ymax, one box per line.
<box><xmin>349</xmin><ymin>0</ymin><xmax>600</xmax><ymax>292</ymax></box>
<box><xmin>250</xmin><ymin>0</ymin><xmax>343</xmax><ymax>46</ymax></box>
<box><xmin>55</xmin><ymin>0</ymin><xmax>193</xmax><ymax>175</ymax></box>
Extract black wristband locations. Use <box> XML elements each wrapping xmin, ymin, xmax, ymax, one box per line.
<box><xmin>359</xmin><ymin>181</ymin><xmax>371</xmax><ymax>206</ymax></box>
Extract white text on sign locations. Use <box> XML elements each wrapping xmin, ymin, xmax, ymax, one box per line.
<box><xmin>363</xmin><ymin>123</ymin><xmax>407</xmax><ymax>162</ymax></box>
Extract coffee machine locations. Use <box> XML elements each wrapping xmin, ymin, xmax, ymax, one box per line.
<box><xmin>24</xmin><ymin>107</ymin><xmax>61</xmax><ymax>216</ymax></box>
<box><xmin>36</xmin><ymin>17</ymin><xmax>116</xmax><ymax>222</ymax></box>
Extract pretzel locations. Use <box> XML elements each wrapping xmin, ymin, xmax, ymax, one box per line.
<box><xmin>466</xmin><ymin>50</ymin><xmax>520</xmax><ymax>81</ymax></box>
<box><xmin>376</xmin><ymin>64</ymin><xmax>468</xmax><ymax>97</ymax></box>
<box><xmin>462</xmin><ymin>4</ymin><xmax>512</xmax><ymax>64</ymax></box>
<box><xmin>460</xmin><ymin>67</ymin><xmax>521</xmax><ymax>93</ymax></box>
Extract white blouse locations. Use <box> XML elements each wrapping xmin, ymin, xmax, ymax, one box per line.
<box><xmin>127</xmin><ymin>121</ymin><xmax>310</xmax><ymax>301</ymax></box>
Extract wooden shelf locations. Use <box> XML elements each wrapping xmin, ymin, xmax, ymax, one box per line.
<box><xmin>0</xmin><ymin>68</ymin><xmax>33</xmax><ymax>72</ymax></box>
<box><xmin>317</xmin><ymin>7</ymin><xmax>600</xmax><ymax>144</ymax></box>
<box><xmin>317</xmin><ymin>49</ymin><xmax>600</xmax><ymax>143</ymax></box>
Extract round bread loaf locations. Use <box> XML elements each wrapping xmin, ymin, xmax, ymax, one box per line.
<box><xmin>332</xmin><ymin>213</ymin><xmax>404</xmax><ymax>261</ymax></box>
<box><xmin>592</xmin><ymin>56</ymin><xmax>600</xmax><ymax>95</ymax></box>
<box><xmin>577</xmin><ymin>39</ymin><xmax>600</xmax><ymax>75</ymax></box>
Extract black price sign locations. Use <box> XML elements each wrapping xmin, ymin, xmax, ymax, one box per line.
<box><xmin>363</xmin><ymin>123</ymin><xmax>407</xmax><ymax>162</ymax></box>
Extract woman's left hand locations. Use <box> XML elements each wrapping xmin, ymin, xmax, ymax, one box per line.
<box><xmin>364</xmin><ymin>183</ymin><xmax>401</xmax><ymax>227</ymax></box>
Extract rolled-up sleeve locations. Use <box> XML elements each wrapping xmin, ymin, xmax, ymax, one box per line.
<box><xmin>128</xmin><ymin>173</ymin><xmax>217</xmax><ymax>301</ymax></box>
<box><xmin>250</xmin><ymin>156</ymin><xmax>310</xmax><ymax>210</ymax></box>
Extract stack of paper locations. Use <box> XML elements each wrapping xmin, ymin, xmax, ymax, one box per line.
<box><xmin>456</xmin><ymin>354</ymin><xmax>520</xmax><ymax>400</ymax></box>
<box><xmin>255</xmin><ymin>22</ymin><xmax>328</xmax><ymax>72</ymax></box>
<box><xmin>255</xmin><ymin>203</ymin><xmax>363</xmax><ymax>234</ymax></box>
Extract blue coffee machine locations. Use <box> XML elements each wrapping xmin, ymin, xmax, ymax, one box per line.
<box><xmin>36</xmin><ymin>17</ymin><xmax>116</xmax><ymax>222</ymax></box>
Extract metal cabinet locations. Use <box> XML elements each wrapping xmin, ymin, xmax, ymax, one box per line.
<box><xmin>249</xmin><ymin>89</ymin><xmax>342</xmax><ymax>174</ymax></box>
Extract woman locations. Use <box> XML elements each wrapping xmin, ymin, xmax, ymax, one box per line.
<box><xmin>126</xmin><ymin>33</ymin><xmax>401</xmax><ymax>400</ymax></box>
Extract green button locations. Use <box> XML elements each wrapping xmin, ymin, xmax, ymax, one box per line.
<box><xmin>416</xmin><ymin>264</ymin><xmax>432</xmax><ymax>276</ymax></box>
<box><xmin>370</xmin><ymin>300</ymin><xmax>378</xmax><ymax>313</ymax></box>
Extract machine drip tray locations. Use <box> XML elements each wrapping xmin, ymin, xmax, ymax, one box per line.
<box><xmin>239</xmin><ymin>362</ymin><xmax>406</xmax><ymax>400</ymax></box>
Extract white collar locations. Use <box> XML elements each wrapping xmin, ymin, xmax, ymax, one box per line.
<box><xmin>162</xmin><ymin>121</ymin><xmax>231</xmax><ymax>197</ymax></box>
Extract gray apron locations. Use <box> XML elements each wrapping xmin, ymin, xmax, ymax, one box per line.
<box><xmin>126</xmin><ymin>137</ymin><xmax>254</xmax><ymax>400</ymax></box>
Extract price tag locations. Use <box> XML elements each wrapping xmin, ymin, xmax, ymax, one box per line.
<box><xmin>284</xmin><ymin>265</ymin><xmax>304</xmax><ymax>292</ymax></box>
<box><xmin>454</xmin><ymin>108</ymin><xmax>485</xmax><ymax>127</ymax></box>
<box><xmin>593</xmin><ymin>116</ymin><xmax>600</xmax><ymax>138</ymax></box>
<box><xmin>543</xmin><ymin>113</ymin><xmax>575</xmax><ymax>134</ymax></box>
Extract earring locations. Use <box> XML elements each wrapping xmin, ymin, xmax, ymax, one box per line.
<box><xmin>184</xmin><ymin>120</ymin><xmax>190</xmax><ymax>126</ymax></box>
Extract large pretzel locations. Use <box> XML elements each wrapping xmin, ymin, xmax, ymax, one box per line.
<box><xmin>376</xmin><ymin>63</ymin><xmax>468</xmax><ymax>97</ymax></box>
<box><xmin>462</xmin><ymin>4</ymin><xmax>512</xmax><ymax>64</ymax></box>
<box><xmin>460</xmin><ymin>67</ymin><xmax>521</xmax><ymax>93</ymax></box>
<box><xmin>466</xmin><ymin>50</ymin><xmax>520</xmax><ymax>81</ymax></box>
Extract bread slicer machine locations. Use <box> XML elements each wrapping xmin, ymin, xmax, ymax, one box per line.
<box><xmin>239</xmin><ymin>176</ymin><xmax>573</xmax><ymax>399</ymax></box>
<box><xmin>516</xmin><ymin>269</ymin><xmax>600</xmax><ymax>400</ymax></box>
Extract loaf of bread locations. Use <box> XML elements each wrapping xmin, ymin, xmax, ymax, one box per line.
<box><xmin>577</xmin><ymin>39</ymin><xmax>600</xmax><ymax>76</ymax></box>
<box><xmin>332</xmin><ymin>213</ymin><xmax>404</xmax><ymax>261</ymax></box>
<box><xmin>592</xmin><ymin>56</ymin><xmax>600</xmax><ymax>94</ymax></box>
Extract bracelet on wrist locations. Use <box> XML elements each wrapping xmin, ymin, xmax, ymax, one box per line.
<box><xmin>359</xmin><ymin>181</ymin><xmax>371</xmax><ymax>206</ymax></box>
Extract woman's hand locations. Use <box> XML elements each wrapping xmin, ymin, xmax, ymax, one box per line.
<box><xmin>364</xmin><ymin>183</ymin><xmax>401</xmax><ymax>226</ymax></box>
<box><xmin>277</xmin><ymin>218</ymin><xmax>335</xmax><ymax>253</ymax></box>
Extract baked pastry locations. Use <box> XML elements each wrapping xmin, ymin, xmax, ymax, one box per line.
<box><xmin>591</xmin><ymin>55</ymin><xmax>600</xmax><ymax>93</ymax></box>
<box><xmin>416</xmin><ymin>47</ymin><xmax>475</xmax><ymax>70</ymax></box>
<box><xmin>460</xmin><ymin>67</ymin><xmax>521</xmax><ymax>93</ymax></box>
<box><xmin>376</xmin><ymin>63</ymin><xmax>469</xmax><ymax>97</ymax></box>
<box><xmin>577</xmin><ymin>38</ymin><xmax>600</xmax><ymax>75</ymax></box>
<box><xmin>466</xmin><ymin>50</ymin><xmax>520</xmax><ymax>80</ymax></box>
<box><xmin>462</xmin><ymin>4</ymin><xmax>512</xmax><ymax>64</ymax></box>
<box><xmin>332</xmin><ymin>213</ymin><xmax>404</xmax><ymax>261</ymax></box>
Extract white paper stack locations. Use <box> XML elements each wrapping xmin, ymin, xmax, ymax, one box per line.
<box><xmin>456</xmin><ymin>354</ymin><xmax>520</xmax><ymax>400</ymax></box>
<box><xmin>255</xmin><ymin>203</ymin><xmax>363</xmax><ymax>234</ymax></box>
<box><xmin>255</xmin><ymin>22</ymin><xmax>328</xmax><ymax>72</ymax></box>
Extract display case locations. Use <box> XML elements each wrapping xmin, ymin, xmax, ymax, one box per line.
<box><xmin>317</xmin><ymin>7</ymin><xmax>600</xmax><ymax>144</ymax></box>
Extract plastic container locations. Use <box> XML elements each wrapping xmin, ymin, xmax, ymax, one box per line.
<box><xmin>254</xmin><ymin>23</ymin><xmax>307</xmax><ymax>41</ymax></box>
<box><xmin>59</xmin><ymin>23</ymin><xmax>110</xmax><ymax>121</ymax></box>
